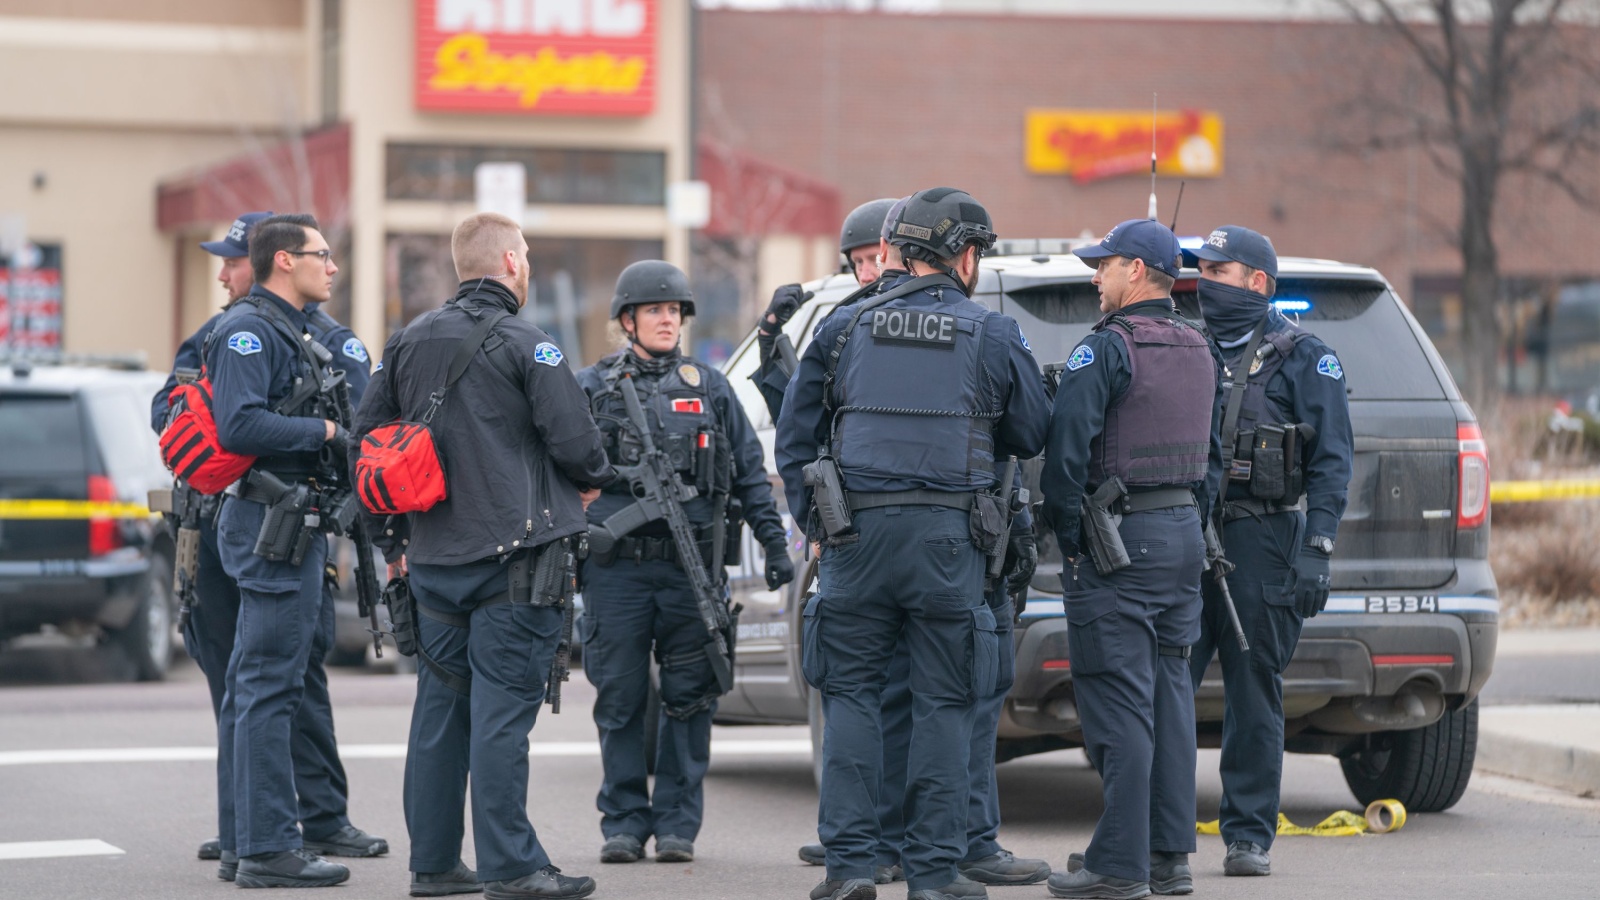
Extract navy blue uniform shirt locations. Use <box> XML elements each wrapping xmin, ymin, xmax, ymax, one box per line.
<box><xmin>202</xmin><ymin>287</ymin><xmax>328</xmax><ymax>458</ymax></box>
<box><xmin>774</xmin><ymin>272</ymin><xmax>1051</xmax><ymax>537</ymax></box>
<box><xmin>1223</xmin><ymin>311</ymin><xmax>1353</xmax><ymax>540</ymax></box>
<box><xmin>1040</xmin><ymin>298</ymin><xmax>1227</xmax><ymax>553</ymax></box>
<box><xmin>151</xmin><ymin>301</ymin><xmax>369</xmax><ymax>435</ymax></box>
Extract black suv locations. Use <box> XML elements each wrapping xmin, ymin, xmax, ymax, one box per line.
<box><xmin>713</xmin><ymin>245</ymin><xmax>1496</xmax><ymax>813</ymax></box>
<box><xmin>0</xmin><ymin>358</ymin><xmax>178</xmax><ymax>680</ymax></box>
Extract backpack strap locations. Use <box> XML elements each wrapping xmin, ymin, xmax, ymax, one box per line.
<box><xmin>420</xmin><ymin>307</ymin><xmax>508</xmax><ymax>424</ymax></box>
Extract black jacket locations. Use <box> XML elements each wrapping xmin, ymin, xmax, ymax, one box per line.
<box><xmin>353</xmin><ymin>281</ymin><xmax>615</xmax><ymax>565</ymax></box>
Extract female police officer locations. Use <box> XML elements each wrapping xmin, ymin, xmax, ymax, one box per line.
<box><xmin>576</xmin><ymin>260</ymin><xmax>794</xmax><ymax>866</ymax></box>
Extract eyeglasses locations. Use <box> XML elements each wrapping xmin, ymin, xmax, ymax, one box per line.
<box><xmin>286</xmin><ymin>249</ymin><xmax>335</xmax><ymax>264</ymax></box>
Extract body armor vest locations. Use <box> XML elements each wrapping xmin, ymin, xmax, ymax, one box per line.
<box><xmin>831</xmin><ymin>289</ymin><xmax>1000</xmax><ymax>490</ymax></box>
<box><xmin>587</xmin><ymin>353</ymin><xmax>730</xmax><ymax>530</ymax></box>
<box><xmin>226</xmin><ymin>297</ymin><xmax>339</xmax><ymax>479</ymax></box>
<box><xmin>1088</xmin><ymin>313</ymin><xmax>1215</xmax><ymax>487</ymax></box>
<box><xmin>1225</xmin><ymin>327</ymin><xmax>1304</xmax><ymax>438</ymax></box>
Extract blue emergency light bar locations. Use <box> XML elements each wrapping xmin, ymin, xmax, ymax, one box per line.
<box><xmin>1273</xmin><ymin>298</ymin><xmax>1312</xmax><ymax>313</ymax></box>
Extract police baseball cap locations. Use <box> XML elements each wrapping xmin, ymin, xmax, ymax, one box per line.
<box><xmin>1185</xmin><ymin>225</ymin><xmax>1278</xmax><ymax>279</ymax></box>
<box><xmin>1072</xmin><ymin>218</ymin><xmax>1182</xmax><ymax>279</ymax></box>
<box><xmin>199</xmin><ymin>211</ymin><xmax>275</xmax><ymax>258</ymax></box>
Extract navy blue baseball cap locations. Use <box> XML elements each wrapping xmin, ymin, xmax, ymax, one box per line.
<box><xmin>1072</xmin><ymin>218</ymin><xmax>1182</xmax><ymax>279</ymax></box>
<box><xmin>199</xmin><ymin>210</ymin><xmax>275</xmax><ymax>258</ymax></box>
<box><xmin>1185</xmin><ymin>225</ymin><xmax>1278</xmax><ymax>279</ymax></box>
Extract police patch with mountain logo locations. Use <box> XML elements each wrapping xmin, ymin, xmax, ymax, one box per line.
<box><xmin>1066</xmin><ymin>344</ymin><xmax>1095</xmax><ymax>371</ymax></box>
<box><xmin>1317</xmin><ymin>354</ymin><xmax>1344</xmax><ymax>380</ymax></box>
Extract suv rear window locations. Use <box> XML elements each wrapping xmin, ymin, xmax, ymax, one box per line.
<box><xmin>1003</xmin><ymin>277</ymin><xmax>1447</xmax><ymax>401</ymax></box>
<box><xmin>0</xmin><ymin>394</ymin><xmax>88</xmax><ymax>477</ymax></box>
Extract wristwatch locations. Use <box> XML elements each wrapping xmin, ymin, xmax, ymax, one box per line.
<box><xmin>1305</xmin><ymin>535</ymin><xmax>1335</xmax><ymax>555</ymax></box>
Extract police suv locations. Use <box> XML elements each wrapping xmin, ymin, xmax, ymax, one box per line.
<box><xmin>716</xmin><ymin>242</ymin><xmax>1496</xmax><ymax>814</ymax></box>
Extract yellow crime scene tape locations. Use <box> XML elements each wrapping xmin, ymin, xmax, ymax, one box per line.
<box><xmin>1198</xmin><ymin>799</ymin><xmax>1406</xmax><ymax>837</ymax></box>
<box><xmin>0</xmin><ymin>499</ymin><xmax>154</xmax><ymax>520</ymax></box>
<box><xmin>1491</xmin><ymin>479</ymin><xmax>1600</xmax><ymax>503</ymax></box>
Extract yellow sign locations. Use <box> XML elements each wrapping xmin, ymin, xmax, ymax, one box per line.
<box><xmin>1026</xmin><ymin>109</ymin><xmax>1224</xmax><ymax>183</ymax></box>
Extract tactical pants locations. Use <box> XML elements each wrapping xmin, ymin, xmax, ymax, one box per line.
<box><xmin>215</xmin><ymin>497</ymin><xmax>330</xmax><ymax>858</ymax></box>
<box><xmin>806</xmin><ymin>505</ymin><xmax>997</xmax><ymax>892</ymax></box>
<box><xmin>1065</xmin><ymin>506</ymin><xmax>1203</xmax><ymax>882</ymax></box>
<box><xmin>1189</xmin><ymin>510</ymin><xmax>1306</xmax><ymax>850</ymax></box>
<box><xmin>875</xmin><ymin>592</ymin><xmax>1016</xmax><ymax>867</ymax></box>
<box><xmin>190</xmin><ymin>519</ymin><xmax>352</xmax><ymax>852</ymax></box>
<box><xmin>405</xmin><ymin>555</ymin><xmax>563</xmax><ymax>883</ymax></box>
<box><xmin>579</xmin><ymin>557</ymin><xmax>718</xmax><ymax>843</ymax></box>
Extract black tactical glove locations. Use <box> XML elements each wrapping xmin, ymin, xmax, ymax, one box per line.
<box><xmin>326</xmin><ymin>423</ymin><xmax>352</xmax><ymax>466</ymax></box>
<box><xmin>1003</xmin><ymin>531</ymin><xmax>1037</xmax><ymax>595</ymax></box>
<box><xmin>764</xmin><ymin>540</ymin><xmax>796</xmax><ymax>590</ymax></box>
<box><xmin>1293</xmin><ymin>546</ymin><xmax>1332</xmax><ymax>618</ymax></box>
<box><xmin>760</xmin><ymin>284</ymin><xmax>813</xmax><ymax>334</ymax></box>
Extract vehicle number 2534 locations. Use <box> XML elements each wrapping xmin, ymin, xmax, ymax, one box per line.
<box><xmin>1367</xmin><ymin>595</ymin><xmax>1438</xmax><ymax>613</ymax></box>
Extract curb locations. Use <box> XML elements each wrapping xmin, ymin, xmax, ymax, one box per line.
<box><xmin>1476</xmin><ymin>729</ymin><xmax>1600</xmax><ymax>798</ymax></box>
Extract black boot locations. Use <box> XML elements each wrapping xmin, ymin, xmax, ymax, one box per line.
<box><xmin>234</xmin><ymin>849</ymin><xmax>350</xmax><ymax>889</ymax></box>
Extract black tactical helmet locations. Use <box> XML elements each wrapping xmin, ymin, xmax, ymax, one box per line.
<box><xmin>610</xmin><ymin>259</ymin><xmax>695</xmax><ymax>319</ymax></box>
<box><xmin>839</xmin><ymin>198</ymin><xmax>898</xmax><ymax>258</ymax></box>
<box><xmin>884</xmin><ymin>187</ymin><xmax>997</xmax><ymax>265</ymax></box>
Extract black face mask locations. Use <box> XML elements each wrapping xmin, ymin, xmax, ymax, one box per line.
<box><xmin>1197</xmin><ymin>278</ymin><xmax>1271</xmax><ymax>346</ymax></box>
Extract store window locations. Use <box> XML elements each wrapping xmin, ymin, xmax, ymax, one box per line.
<box><xmin>386</xmin><ymin>144</ymin><xmax>666</xmax><ymax>207</ymax></box>
<box><xmin>385</xmin><ymin>233</ymin><xmax>663</xmax><ymax>368</ymax></box>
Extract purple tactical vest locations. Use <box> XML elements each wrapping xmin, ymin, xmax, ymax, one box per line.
<box><xmin>1088</xmin><ymin>313</ymin><xmax>1216</xmax><ymax>487</ymax></box>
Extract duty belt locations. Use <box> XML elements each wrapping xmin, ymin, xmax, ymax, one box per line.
<box><xmin>1119</xmin><ymin>486</ymin><xmax>1196</xmax><ymax>514</ymax></box>
<box><xmin>1223</xmin><ymin>496</ymin><xmax>1306</xmax><ymax>523</ymax></box>
<box><xmin>847</xmin><ymin>489</ymin><xmax>975</xmax><ymax>513</ymax></box>
<box><xmin>229</xmin><ymin>475</ymin><xmax>315</xmax><ymax>505</ymax></box>
<box><xmin>611</xmin><ymin>525</ymin><xmax>717</xmax><ymax>566</ymax></box>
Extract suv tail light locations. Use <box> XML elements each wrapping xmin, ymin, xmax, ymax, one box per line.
<box><xmin>87</xmin><ymin>474</ymin><xmax>123</xmax><ymax>557</ymax></box>
<box><xmin>1457</xmin><ymin>422</ymin><xmax>1489</xmax><ymax>529</ymax></box>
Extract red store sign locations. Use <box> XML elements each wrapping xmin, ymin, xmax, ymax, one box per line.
<box><xmin>415</xmin><ymin>0</ymin><xmax>657</xmax><ymax>116</ymax></box>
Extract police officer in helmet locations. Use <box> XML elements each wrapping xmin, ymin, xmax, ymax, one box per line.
<box><xmin>203</xmin><ymin>214</ymin><xmax>374</xmax><ymax>888</ymax></box>
<box><xmin>784</xmin><ymin>198</ymin><xmax>1049</xmax><ymax>888</ymax></box>
<box><xmin>1040</xmin><ymin>218</ymin><xmax>1225</xmax><ymax>899</ymax></box>
<box><xmin>752</xmin><ymin>198</ymin><xmax>899</xmax><ymax>421</ymax></box>
<box><xmin>576</xmin><ymin>260</ymin><xmax>794</xmax><ymax>866</ymax></box>
<box><xmin>1185</xmin><ymin>226</ymin><xmax>1352</xmax><ymax>878</ymax></box>
<box><xmin>151</xmin><ymin>210</ymin><xmax>386</xmax><ymax>881</ymax></box>
<box><xmin>776</xmin><ymin>187</ymin><xmax>1050</xmax><ymax>900</ymax></box>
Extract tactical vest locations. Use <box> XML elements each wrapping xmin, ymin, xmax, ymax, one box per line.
<box><xmin>1225</xmin><ymin>327</ymin><xmax>1305</xmax><ymax>438</ymax></box>
<box><xmin>216</xmin><ymin>296</ymin><xmax>340</xmax><ymax>479</ymax></box>
<box><xmin>830</xmin><ymin>287</ymin><xmax>999</xmax><ymax>490</ymax></box>
<box><xmin>588</xmin><ymin>353</ymin><xmax>731</xmax><ymax>528</ymax></box>
<box><xmin>1088</xmin><ymin>313</ymin><xmax>1215</xmax><ymax>487</ymax></box>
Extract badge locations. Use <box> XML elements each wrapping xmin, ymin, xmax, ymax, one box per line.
<box><xmin>227</xmin><ymin>331</ymin><xmax>262</xmax><ymax>356</ymax></box>
<box><xmin>1018</xmin><ymin>323</ymin><xmax>1032</xmax><ymax>354</ymax></box>
<box><xmin>342</xmin><ymin>337</ymin><xmax>369</xmax><ymax>364</ymax></box>
<box><xmin>1250</xmin><ymin>355</ymin><xmax>1264</xmax><ymax>375</ymax></box>
<box><xmin>1065</xmin><ymin>344</ymin><xmax>1095</xmax><ymax>371</ymax></box>
<box><xmin>533</xmin><ymin>342</ymin><xmax>564</xmax><ymax>367</ymax></box>
<box><xmin>374</xmin><ymin>361</ymin><xmax>383</xmax><ymax>372</ymax></box>
<box><xmin>678</xmin><ymin>364</ymin><xmax>701</xmax><ymax>387</ymax></box>
<box><xmin>1317</xmin><ymin>354</ymin><xmax>1344</xmax><ymax>380</ymax></box>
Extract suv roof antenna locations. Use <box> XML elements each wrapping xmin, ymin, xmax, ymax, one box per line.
<box><xmin>1169</xmin><ymin>181</ymin><xmax>1186</xmax><ymax>233</ymax></box>
<box><xmin>1147</xmin><ymin>93</ymin><xmax>1159</xmax><ymax>221</ymax></box>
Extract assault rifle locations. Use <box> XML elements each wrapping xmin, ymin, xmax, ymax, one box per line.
<box><xmin>331</xmin><ymin>376</ymin><xmax>385</xmax><ymax>658</ymax></box>
<box><xmin>587</xmin><ymin>375</ymin><xmax>736</xmax><ymax>695</ymax></box>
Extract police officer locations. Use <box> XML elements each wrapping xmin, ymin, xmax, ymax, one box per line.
<box><xmin>781</xmin><ymin>200</ymin><xmax>1049</xmax><ymax>889</ymax></box>
<box><xmin>575</xmin><ymin>260</ymin><xmax>794</xmax><ymax>866</ymax></box>
<box><xmin>753</xmin><ymin>198</ymin><xmax>897</xmax><ymax>421</ymax></box>
<box><xmin>1039</xmin><ymin>219</ymin><xmax>1223</xmax><ymax>899</ymax></box>
<box><xmin>353</xmin><ymin>212</ymin><xmax>614</xmax><ymax>900</ymax></box>
<box><xmin>203</xmin><ymin>213</ymin><xmax>372</xmax><ymax>888</ymax></box>
<box><xmin>1185</xmin><ymin>225</ymin><xmax>1353</xmax><ymax>878</ymax></box>
<box><xmin>776</xmin><ymin>187</ymin><xmax>1049</xmax><ymax>900</ymax></box>
<box><xmin>151</xmin><ymin>211</ymin><xmax>386</xmax><ymax>880</ymax></box>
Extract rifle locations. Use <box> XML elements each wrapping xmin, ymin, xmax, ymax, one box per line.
<box><xmin>149</xmin><ymin>483</ymin><xmax>205</xmax><ymax>629</ymax></box>
<box><xmin>775</xmin><ymin>333</ymin><xmax>801</xmax><ymax>380</ymax></box>
<box><xmin>587</xmin><ymin>375</ymin><xmax>736</xmax><ymax>695</ymax></box>
<box><xmin>1203</xmin><ymin>519</ymin><xmax>1249</xmax><ymax>651</ymax></box>
<box><xmin>331</xmin><ymin>376</ymin><xmax>385</xmax><ymax>658</ymax></box>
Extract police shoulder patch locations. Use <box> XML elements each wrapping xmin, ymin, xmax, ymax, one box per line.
<box><xmin>227</xmin><ymin>331</ymin><xmax>263</xmax><ymax>356</ymax></box>
<box><xmin>533</xmin><ymin>342</ymin><xmax>564</xmax><ymax>367</ymax></box>
<box><xmin>341</xmin><ymin>337</ymin><xmax>369</xmax><ymax>364</ymax></box>
<box><xmin>1066</xmin><ymin>343</ymin><xmax>1095</xmax><ymax>371</ymax></box>
<box><xmin>1316</xmin><ymin>354</ymin><xmax>1344</xmax><ymax>380</ymax></box>
<box><xmin>1018</xmin><ymin>322</ymin><xmax>1033</xmax><ymax>353</ymax></box>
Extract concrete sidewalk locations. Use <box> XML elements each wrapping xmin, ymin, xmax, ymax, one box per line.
<box><xmin>1474</xmin><ymin>628</ymin><xmax>1600</xmax><ymax>797</ymax></box>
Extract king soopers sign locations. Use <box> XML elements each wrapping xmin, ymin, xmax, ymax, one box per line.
<box><xmin>416</xmin><ymin>0</ymin><xmax>657</xmax><ymax>116</ymax></box>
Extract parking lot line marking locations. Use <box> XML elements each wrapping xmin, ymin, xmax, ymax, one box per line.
<box><xmin>0</xmin><ymin>739</ymin><xmax>813</xmax><ymax>767</ymax></box>
<box><xmin>0</xmin><ymin>839</ymin><xmax>124</xmax><ymax>861</ymax></box>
